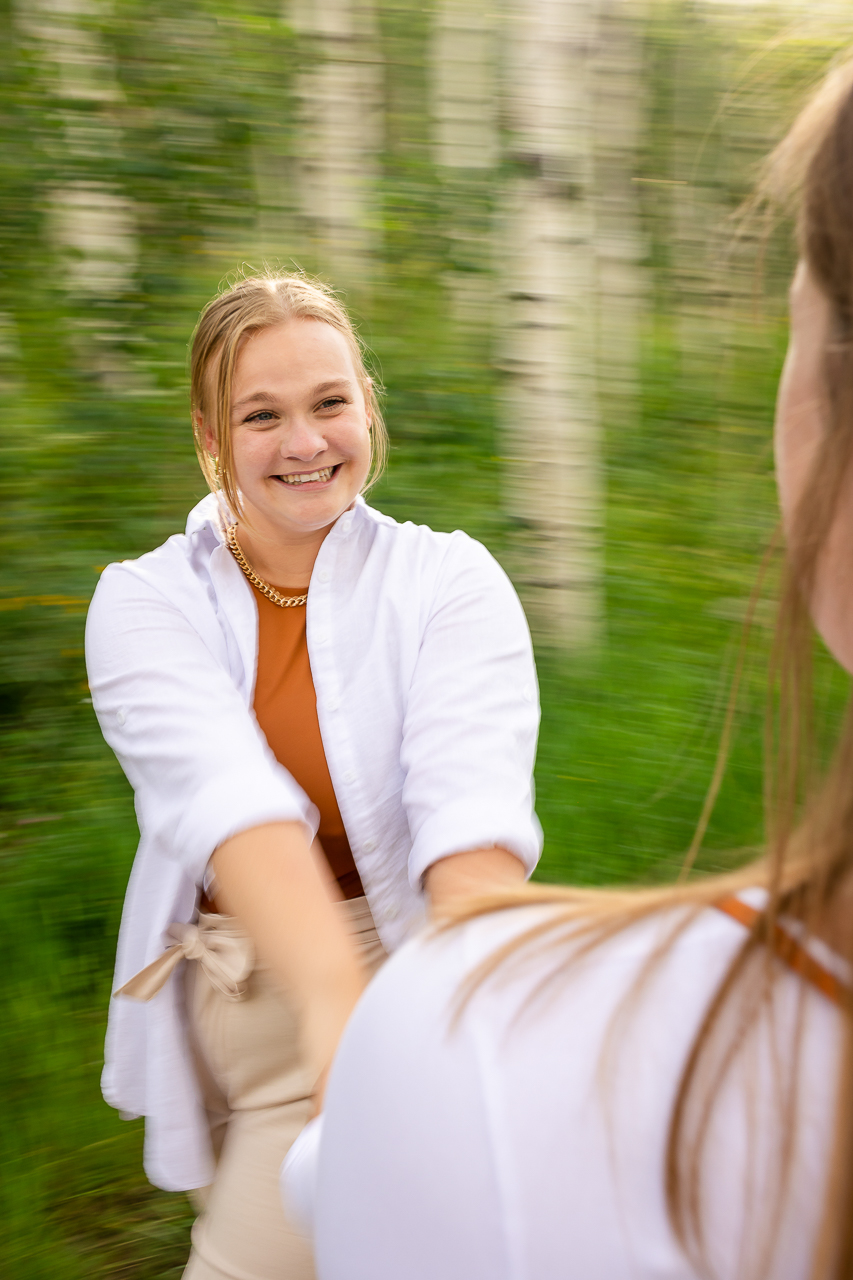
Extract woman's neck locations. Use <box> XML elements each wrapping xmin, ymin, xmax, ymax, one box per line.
<box><xmin>234</xmin><ymin>516</ymin><xmax>332</xmax><ymax>590</ymax></box>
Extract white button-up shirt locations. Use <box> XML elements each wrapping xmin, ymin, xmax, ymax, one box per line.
<box><xmin>85</xmin><ymin>493</ymin><xmax>542</xmax><ymax>1191</ymax></box>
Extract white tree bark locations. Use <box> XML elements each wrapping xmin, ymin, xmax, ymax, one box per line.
<box><xmin>19</xmin><ymin>0</ymin><xmax>139</xmax><ymax>390</ymax></box>
<box><xmin>48</xmin><ymin>185</ymin><xmax>136</xmax><ymax>299</ymax></box>
<box><xmin>431</xmin><ymin>0</ymin><xmax>498</xmax><ymax>171</ymax></box>
<box><xmin>499</xmin><ymin>0</ymin><xmax>603</xmax><ymax>649</ymax></box>
<box><xmin>283</xmin><ymin>0</ymin><xmax>383</xmax><ymax>292</ymax></box>
<box><xmin>20</xmin><ymin>0</ymin><xmax>134</xmax><ymax>297</ymax></box>
<box><xmin>429</xmin><ymin>0</ymin><xmax>499</xmax><ymax>332</ymax></box>
<box><xmin>593</xmin><ymin>0</ymin><xmax>645</xmax><ymax>432</ymax></box>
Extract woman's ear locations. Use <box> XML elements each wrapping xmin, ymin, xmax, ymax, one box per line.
<box><xmin>198</xmin><ymin>417</ymin><xmax>217</xmax><ymax>455</ymax></box>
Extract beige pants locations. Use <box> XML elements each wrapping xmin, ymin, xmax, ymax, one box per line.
<box><xmin>182</xmin><ymin>897</ymin><xmax>385</xmax><ymax>1280</ymax></box>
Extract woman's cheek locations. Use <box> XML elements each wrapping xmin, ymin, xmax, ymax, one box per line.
<box><xmin>773</xmin><ymin>349</ymin><xmax>822</xmax><ymax>535</ymax></box>
<box><xmin>233</xmin><ymin>437</ymin><xmax>272</xmax><ymax>479</ymax></box>
<box><xmin>774</xmin><ymin>268</ymin><xmax>833</xmax><ymax>536</ymax></box>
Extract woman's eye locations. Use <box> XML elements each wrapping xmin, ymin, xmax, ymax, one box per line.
<box><xmin>246</xmin><ymin>410</ymin><xmax>276</xmax><ymax>424</ymax></box>
<box><xmin>318</xmin><ymin>397</ymin><xmax>346</xmax><ymax>411</ymax></box>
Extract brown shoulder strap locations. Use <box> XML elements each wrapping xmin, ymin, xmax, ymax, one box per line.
<box><xmin>715</xmin><ymin>895</ymin><xmax>847</xmax><ymax>1007</ymax></box>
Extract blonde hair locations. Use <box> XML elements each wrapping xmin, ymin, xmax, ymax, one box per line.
<box><xmin>446</xmin><ymin>53</ymin><xmax>853</xmax><ymax>1280</ymax></box>
<box><xmin>190</xmin><ymin>269</ymin><xmax>387</xmax><ymax>518</ymax></box>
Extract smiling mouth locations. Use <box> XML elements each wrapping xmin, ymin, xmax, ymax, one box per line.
<box><xmin>277</xmin><ymin>464</ymin><xmax>339</xmax><ymax>486</ymax></box>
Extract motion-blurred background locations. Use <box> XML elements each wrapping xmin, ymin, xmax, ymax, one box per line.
<box><xmin>1</xmin><ymin>0</ymin><xmax>851</xmax><ymax>1273</ymax></box>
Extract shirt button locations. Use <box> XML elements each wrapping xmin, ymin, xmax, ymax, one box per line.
<box><xmin>363</xmin><ymin>838</ymin><xmax>376</xmax><ymax>853</ymax></box>
<box><xmin>326</xmin><ymin>697</ymin><xmax>340</xmax><ymax>713</ymax></box>
<box><xmin>342</xmin><ymin>770</ymin><xmax>355</xmax><ymax>784</ymax></box>
<box><xmin>318</xmin><ymin>569</ymin><xmax>330</xmax><ymax>584</ymax></box>
<box><xmin>383</xmin><ymin>903</ymin><xmax>398</xmax><ymax>921</ymax></box>
<box><xmin>116</xmin><ymin>709</ymin><xmax>126</xmax><ymax>726</ymax></box>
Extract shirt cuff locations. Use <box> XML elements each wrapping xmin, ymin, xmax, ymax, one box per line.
<box><xmin>172</xmin><ymin>769</ymin><xmax>319</xmax><ymax>887</ymax></box>
<box><xmin>407</xmin><ymin>797</ymin><xmax>543</xmax><ymax>891</ymax></box>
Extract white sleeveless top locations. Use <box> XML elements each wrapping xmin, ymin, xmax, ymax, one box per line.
<box><xmin>289</xmin><ymin>899</ymin><xmax>841</xmax><ymax>1280</ymax></box>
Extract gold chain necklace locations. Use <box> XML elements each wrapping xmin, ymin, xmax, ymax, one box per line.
<box><xmin>225</xmin><ymin>525</ymin><xmax>309</xmax><ymax>608</ymax></box>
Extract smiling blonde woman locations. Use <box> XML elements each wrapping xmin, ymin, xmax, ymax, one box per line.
<box><xmin>85</xmin><ymin>273</ymin><xmax>541</xmax><ymax>1279</ymax></box>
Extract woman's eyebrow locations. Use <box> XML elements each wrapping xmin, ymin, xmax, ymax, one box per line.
<box><xmin>231</xmin><ymin>379</ymin><xmax>354</xmax><ymax>412</ymax></box>
<box><xmin>232</xmin><ymin>390</ymin><xmax>279</xmax><ymax>411</ymax></box>
<box><xmin>312</xmin><ymin>378</ymin><xmax>354</xmax><ymax>396</ymax></box>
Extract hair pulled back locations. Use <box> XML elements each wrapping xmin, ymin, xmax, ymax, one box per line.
<box><xmin>190</xmin><ymin>270</ymin><xmax>387</xmax><ymax>518</ymax></box>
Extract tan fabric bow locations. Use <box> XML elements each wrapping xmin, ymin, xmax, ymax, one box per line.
<box><xmin>113</xmin><ymin>913</ymin><xmax>255</xmax><ymax>1003</ymax></box>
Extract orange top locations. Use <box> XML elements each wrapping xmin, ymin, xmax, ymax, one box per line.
<box><xmin>251</xmin><ymin>583</ymin><xmax>364</xmax><ymax>900</ymax></box>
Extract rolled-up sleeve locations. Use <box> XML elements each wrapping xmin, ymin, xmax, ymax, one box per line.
<box><xmin>401</xmin><ymin>535</ymin><xmax>542</xmax><ymax>889</ymax></box>
<box><xmin>85</xmin><ymin>565</ymin><xmax>316</xmax><ymax>887</ymax></box>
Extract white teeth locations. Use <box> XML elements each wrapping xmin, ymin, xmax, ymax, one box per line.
<box><xmin>281</xmin><ymin>466</ymin><xmax>334</xmax><ymax>485</ymax></box>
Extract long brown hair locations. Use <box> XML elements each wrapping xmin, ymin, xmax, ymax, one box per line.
<box><xmin>189</xmin><ymin>268</ymin><xmax>387</xmax><ymax>519</ymax></box>
<box><xmin>446</xmin><ymin>55</ymin><xmax>853</xmax><ymax>1279</ymax></box>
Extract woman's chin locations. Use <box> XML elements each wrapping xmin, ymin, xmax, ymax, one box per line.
<box><xmin>251</xmin><ymin>488</ymin><xmax>356</xmax><ymax>537</ymax></box>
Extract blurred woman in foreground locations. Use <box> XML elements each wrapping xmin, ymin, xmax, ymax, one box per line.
<box><xmin>284</xmin><ymin>58</ymin><xmax>853</xmax><ymax>1280</ymax></box>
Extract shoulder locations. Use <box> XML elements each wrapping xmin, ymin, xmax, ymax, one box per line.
<box><xmin>356</xmin><ymin>501</ymin><xmax>517</xmax><ymax>600</ymax></box>
<box><xmin>340</xmin><ymin>899</ymin><xmax>769</xmax><ymax>1060</ymax></box>
<box><xmin>357</xmin><ymin>499</ymin><xmax>477</xmax><ymax>559</ymax></box>
<box><xmin>337</xmin><ymin>906</ymin><xmax>564</xmax><ymax>1056</ymax></box>
<box><xmin>360</xmin><ymin>894</ymin><xmax>849</xmax><ymax>1053</ymax></box>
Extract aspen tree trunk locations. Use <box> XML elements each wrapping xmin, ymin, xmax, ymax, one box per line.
<box><xmin>283</xmin><ymin>0</ymin><xmax>383</xmax><ymax>293</ymax></box>
<box><xmin>432</xmin><ymin>0</ymin><xmax>498</xmax><ymax>171</ymax></box>
<box><xmin>20</xmin><ymin>0</ymin><xmax>137</xmax><ymax>389</ymax></box>
<box><xmin>499</xmin><ymin>0</ymin><xmax>603</xmax><ymax>650</ymax></box>
<box><xmin>593</xmin><ymin>0</ymin><xmax>645</xmax><ymax>435</ymax></box>
<box><xmin>430</xmin><ymin>0</ymin><xmax>499</xmax><ymax>330</ymax></box>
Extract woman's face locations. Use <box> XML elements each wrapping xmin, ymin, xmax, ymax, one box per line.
<box><xmin>214</xmin><ymin>317</ymin><xmax>372</xmax><ymax>542</ymax></box>
<box><xmin>775</xmin><ymin>261</ymin><xmax>853</xmax><ymax>673</ymax></box>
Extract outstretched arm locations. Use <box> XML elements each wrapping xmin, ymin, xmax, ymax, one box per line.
<box><xmin>212</xmin><ymin>822</ymin><xmax>365</xmax><ymax>1104</ymax></box>
<box><xmin>424</xmin><ymin>846</ymin><xmax>526</xmax><ymax>915</ymax></box>
<box><xmin>401</xmin><ymin>536</ymin><xmax>542</xmax><ymax>896</ymax></box>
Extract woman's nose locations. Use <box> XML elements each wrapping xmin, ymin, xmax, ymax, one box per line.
<box><xmin>282</xmin><ymin>418</ymin><xmax>326</xmax><ymax>460</ymax></box>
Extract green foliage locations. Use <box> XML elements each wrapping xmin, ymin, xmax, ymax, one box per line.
<box><xmin>1</xmin><ymin>0</ymin><xmax>852</xmax><ymax>1272</ymax></box>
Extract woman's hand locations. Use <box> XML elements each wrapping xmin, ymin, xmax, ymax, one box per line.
<box><xmin>424</xmin><ymin>847</ymin><xmax>526</xmax><ymax>916</ymax></box>
<box><xmin>212</xmin><ymin>822</ymin><xmax>366</xmax><ymax>1096</ymax></box>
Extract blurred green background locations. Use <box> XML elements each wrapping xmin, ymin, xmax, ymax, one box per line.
<box><xmin>2</xmin><ymin>0</ymin><xmax>852</xmax><ymax>1274</ymax></box>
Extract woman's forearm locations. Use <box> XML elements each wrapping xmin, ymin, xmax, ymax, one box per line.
<box><xmin>212</xmin><ymin>822</ymin><xmax>366</xmax><ymax>1089</ymax></box>
<box><xmin>424</xmin><ymin>847</ymin><xmax>526</xmax><ymax>914</ymax></box>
